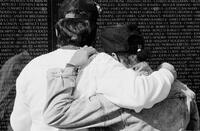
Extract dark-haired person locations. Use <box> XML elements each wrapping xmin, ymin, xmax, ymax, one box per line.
<box><xmin>42</xmin><ymin>24</ymin><xmax>194</xmax><ymax>131</ymax></box>
<box><xmin>10</xmin><ymin>0</ymin><xmax>100</xmax><ymax>131</ymax></box>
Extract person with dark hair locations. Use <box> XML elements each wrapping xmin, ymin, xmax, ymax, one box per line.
<box><xmin>100</xmin><ymin>24</ymin><xmax>149</xmax><ymax>67</ymax></box>
<box><xmin>57</xmin><ymin>0</ymin><xmax>100</xmax><ymax>47</ymax></box>
<box><xmin>55</xmin><ymin>18</ymin><xmax>92</xmax><ymax>48</ymax></box>
<box><xmin>42</xmin><ymin>25</ymin><xmax>198</xmax><ymax>131</ymax></box>
<box><xmin>10</xmin><ymin>0</ymin><xmax>99</xmax><ymax>131</ymax></box>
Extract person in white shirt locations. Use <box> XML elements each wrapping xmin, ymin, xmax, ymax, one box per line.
<box><xmin>10</xmin><ymin>0</ymin><xmax>100</xmax><ymax>131</ymax></box>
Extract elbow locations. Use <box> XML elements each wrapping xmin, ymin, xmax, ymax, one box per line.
<box><xmin>132</xmin><ymin>100</ymin><xmax>148</xmax><ymax>113</ymax></box>
<box><xmin>43</xmin><ymin>106</ymin><xmax>63</xmax><ymax>127</ymax></box>
<box><xmin>137</xmin><ymin>97</ymin><xmax>149</xmax><ymax>108</ymax></box>
<box><xmin>133</xmin><ymin>95</ymin><xmax>155</xmax><ymax>113</ymax></box>
<box><xmin>43</xmin><ymin>110</ymin><xmax>57</xmax><ymax>126</ymax></box>
<box><xmin>43</xmin><ymin>110</ymin><xmax>66</xmax><ymax>127</ymax></box>
<box><xmin>131</xmin><ymin>94</ymin><xmax>150</xmax><ymax>113</ymax></box>
<box><xmin>43</xmin><ymin>108</ymin><xmax>73</xmax><ymax>129</ymax></box>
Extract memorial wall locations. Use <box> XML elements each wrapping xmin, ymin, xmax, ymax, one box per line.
<box><xmin>0</xmin><ymin>0</ymin><xmax>51</xmax><ymax>130</ymax></box>
<box><xmin>0</xmin><ymin>0</ymin><xmax>52</xmax><ymax>67</ymax></box>
<box><xmin>94</xmin><ymin>0</ymin><xmax>200</xmax><ymax>107</ymax></box>
<box><xmin>0</xmin><ymin>0</ymin><xmax>199</xmax><ymax>130</ymax></box>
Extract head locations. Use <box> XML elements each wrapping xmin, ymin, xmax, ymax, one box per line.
<box><xmin>56</xmin><ymin>0</ymin><xmax>100</xmax><ymax>47</ymax></box>
<box><xmin>100</xmin><ymin>24</ymin><xmax>149</xmax><ymax>68</ymax></box>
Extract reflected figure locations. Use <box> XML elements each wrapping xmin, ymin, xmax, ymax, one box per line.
<box><xmin>0</xmin><ymin>51</ymin><xmax>32</xmax><ymax>131</ymax></box>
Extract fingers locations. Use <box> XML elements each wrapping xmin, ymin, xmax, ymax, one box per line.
<box><xmin>160</xmin><ymin>62</ymin><xmax>177</xmax><ymax>79</ymax></box>
<box><xmin>88</xmin><ymin>48</ymin><xmax>97</xmax><ymax>56</ymax></box>
<box><xmin>83</xmin><ymin>46</ymin><xmax>97</xmax><ymax>56</ymax></box>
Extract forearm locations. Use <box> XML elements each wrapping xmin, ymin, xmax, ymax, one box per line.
<box><xmin>93</xmin><ymin>53</ymin><xmax>175</xmax><ymax>112</ymax></box>
<box><xmin>43</xmin><ymin>67</ymin><xmax>76</xmax><ymax>125</ymax></box>
<box><xmin>135</xmin><ymin>68</ymin><xmax>174</xmax><ymax>109</ymax></box>
<box><xmin>132</xmin><ymin>62</ymin><xmax>176</xmax><ymax>110</ymax></box>
<box><xmin>115</xmin><ymin>68</ymin><xmax>175</xmax><ymax>112</ymax></box>
<box><xmin>131</xmin><ymin>63</ymin><xmax>175</xmax><ymax>111</ymax></box>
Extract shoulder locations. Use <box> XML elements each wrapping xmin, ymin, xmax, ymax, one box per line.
<box><xmin>92</xmin><ymin>52</ymin><xmax>119</xmax><ymax>66</ymax></box>
<box><xmin>23</xmin><ymin>50</ymin><xmax>60</xmax><ymax>70</ymax></box>
<box><xmin>96</xmin><ymin>52</ymin><xmax>112</xmax><ymax>59</ymax></box>
<box><xmin>169</xmin><ymin>80</ymin><xmax>196</xmax><ymax>100</ymax></box>
<box><xmin>18</xmin><ymin>49</ymin><xmax>74</xmax><ymax>81</ymax></box>
<box><xmin>16</xmin><ymin>52</ymin><xmax>52</xmax><ymax>81</ymax></box>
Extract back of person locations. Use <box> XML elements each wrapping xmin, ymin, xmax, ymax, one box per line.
<box><xmin>11</xmin><ymin>0</ymin><xmax>100</xmax><ymax>130</ymax></box>
<box><xmin>10</xmin><ymin>49</ymin><xmax>77</xmax><ymax>131</ymax></box>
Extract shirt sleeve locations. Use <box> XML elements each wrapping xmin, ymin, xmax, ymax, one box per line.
<box><xmin>10</xmin><ymin>72</ymin><xmax>32</xmax><ymax>131</ymax></box>
<box><xmin>43</xmin><ymin>67</ymin><xmax>122</xmax><ymax>130</ymax></box>
<box><xmin>94</xmin><ymin>53</ymin><xmax>175</xmax><ymax>112</ymax></box>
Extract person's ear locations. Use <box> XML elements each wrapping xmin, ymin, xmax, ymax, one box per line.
<box><xmin>111</xmin><ymin>53</ymin><xmax>119</xmax><ymax>61</ymax></box>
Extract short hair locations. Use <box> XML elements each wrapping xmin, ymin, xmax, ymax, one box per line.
<box><xmin>55</xmin><ymin>18</ymin><xmax>91</xmax><ymax>47</ymax></box>
<box><xmin>58</xmin><ymin>0</ymin><xmax>99</xmax><ymax>24</ymax></box>
<box><xmin>56</xmin><ymin>0</ymin><xmax>100</xmax><ymax>47</ymax></box>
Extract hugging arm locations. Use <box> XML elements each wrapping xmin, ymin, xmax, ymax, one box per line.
<box><xmin>94</xmin><ymin>53</ymin><xmax>176</xmax><ymax>112</ymax></box>
<box><xmin>43</xmin><ymin>48</ymin><xmax>176</xmax><ymax>129</ymax></box>
<box><xmin>43</xmin><ymin>67</ymin><xmax>121</xmax><ymax>130</ymax></box>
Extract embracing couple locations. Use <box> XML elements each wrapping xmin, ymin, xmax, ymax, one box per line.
<box><xmin>10</xmin><ymin>0</ymin><xmax>199</xmax><ymax>131</ymax></box>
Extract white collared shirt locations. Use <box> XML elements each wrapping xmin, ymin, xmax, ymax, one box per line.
<box><xmin>10</xmin><ymin>49</ymin><xmax>81</xmax><ymax>131</ymax></box>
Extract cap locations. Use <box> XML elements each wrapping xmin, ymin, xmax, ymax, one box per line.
<box><xmin>100</xmin><ymin>24</ymin><xmax>145</xmax><ymax>54</ymax></box>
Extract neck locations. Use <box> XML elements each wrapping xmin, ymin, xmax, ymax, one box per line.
<box><xmin>60</xmin><ymin>45</ymin><xmax>81</xmax><ymax>50</ymax></box>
